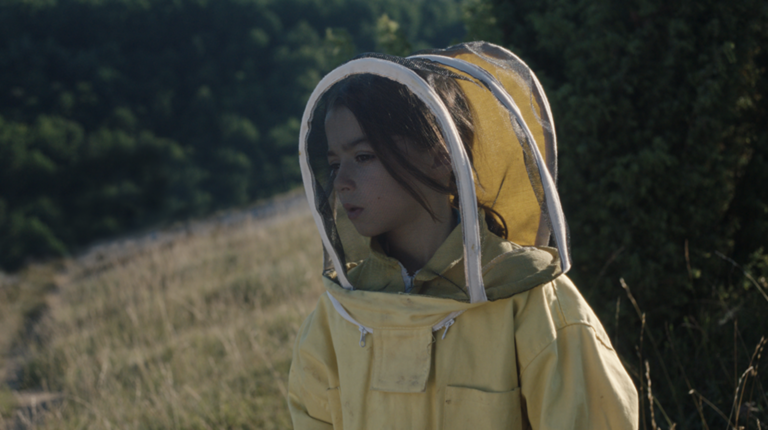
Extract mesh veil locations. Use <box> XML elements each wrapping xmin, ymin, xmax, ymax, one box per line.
<box><xmin>299</xmin><ymin>42</ymin><xmax>571</xmax><ymax>302</ymax></box>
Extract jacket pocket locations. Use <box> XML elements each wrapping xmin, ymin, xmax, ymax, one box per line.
<box><xmin>442</xmin><ymin>385</ymin><xmax>523</xmax><ymax>430</ymax></box>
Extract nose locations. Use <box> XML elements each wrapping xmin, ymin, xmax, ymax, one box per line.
<box><xmin>333</xmin><ymin>163</ymin><xmax>355</xmax><ymax>193</ymax></box>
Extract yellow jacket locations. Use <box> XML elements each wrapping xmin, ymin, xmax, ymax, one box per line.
<box><xmin>288</xmin><ymin>219</ymin><xmax>639</xmax><ymax>429</ymax></box>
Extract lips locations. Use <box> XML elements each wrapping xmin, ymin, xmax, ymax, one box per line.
<box><xmin>342</xmin><ymin>203</ymin><xmax>363</xmax><ymax>220</ymax></box>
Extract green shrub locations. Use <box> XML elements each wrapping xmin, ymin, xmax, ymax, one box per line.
<box><xmin>0</xmin><ymin>0</ymin><xmax>466</xmax><ymax>271</ymax></box>
<box><xmin>466</xmin><ymin>0</ymin><xmax>768</xmax><ymax>427</ymax></box>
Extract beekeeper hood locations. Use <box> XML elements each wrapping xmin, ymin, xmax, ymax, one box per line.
<box><xmin>299</xmin><ymin>41</ymin><xmax>571</xmax><ymax>305</ymax></box>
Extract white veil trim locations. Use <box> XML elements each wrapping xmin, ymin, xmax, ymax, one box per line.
<box><xmin>299</xmin><ymin>58</ymin><xmax>488</xmax><ymax>303</ymax></box>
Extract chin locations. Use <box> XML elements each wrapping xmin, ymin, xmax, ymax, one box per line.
<box><xmin>350</xmin><ymin>222</ymin><xmax>382</xmax><ymax>239</ymax></box>
<box><xmin>352</xmin><ymin>227</ymin><xmax>378</xmax><ymax>238</ymax></box>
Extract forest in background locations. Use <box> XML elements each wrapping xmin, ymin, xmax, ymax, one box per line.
<box><xmin>465</xmin><ymin>0</ymin><xmax>767</xmax><ymax>428</ymax></box>
<box><xmin>0</xmin><ymin>0</ymin><xmax>464</xmax><ymax>270</ymax></box>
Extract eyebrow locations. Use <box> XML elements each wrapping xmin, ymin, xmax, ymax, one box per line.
<box><xmin>327</xmin><ymin>137</ymin><xmax>368</xmax><ymax>156</ymax></box>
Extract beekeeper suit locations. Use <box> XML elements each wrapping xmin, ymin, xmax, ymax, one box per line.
<box><xmin>290</xmin><ymin>41</ymin><xmax>638</xmax><ymax>430</ymax></box>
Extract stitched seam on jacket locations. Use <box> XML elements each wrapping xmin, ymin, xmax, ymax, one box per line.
<box><xmin>518</xmin><ymin>322</ymin><xmax>613</xmax><ymax>376</ymax></box>
<box><xmin>551</xmin><ymin>281</ymin><xmax>569</xmax><ymax>326</ymax></box>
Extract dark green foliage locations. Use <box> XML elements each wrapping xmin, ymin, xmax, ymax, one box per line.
<box><xmin>0</xmin><ymin>0</ymin><xmax>465</xmax><ymax>270</ymax></box>
<box><xmin>466</xmin><ymin>0</ymin><xmax>768</xmax><ymax>427</ymax></box>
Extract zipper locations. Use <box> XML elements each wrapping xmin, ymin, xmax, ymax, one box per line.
<box><xmin>440</xmin><ymin>318</ymin><xmax>455</xmax><ymax>340</ymax></box>
<box><xmin>358</xmin><ymin>326</ymin><xmax>369</xmax><ymax>347</ymax></box>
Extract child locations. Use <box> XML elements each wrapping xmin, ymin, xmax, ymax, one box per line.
<box><xmin>289</xmin><ymin>42</ymin><xmax>638</xmax><ymax>430</ymax></box>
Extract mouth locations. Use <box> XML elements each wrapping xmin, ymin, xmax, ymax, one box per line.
<box><xmin>342</xmin><ymin>203</ymin><xmax>363</xmax><ymax>220</ymax></box>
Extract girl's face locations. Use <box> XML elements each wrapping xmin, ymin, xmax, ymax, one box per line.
<box><xmin>325</xmin><ymin>105</ymin><xmax>448</xmax><ymax>239</ymax></box>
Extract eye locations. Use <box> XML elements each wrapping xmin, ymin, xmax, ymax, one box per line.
<box><xmin>355</xmin><ymin>153</ymin><xmax>375</xmax><ymax>163</ymax></box>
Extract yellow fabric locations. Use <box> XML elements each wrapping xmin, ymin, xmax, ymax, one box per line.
<box><xmin>438</xmin><ymin>50</ymin><xmax>552</xmax><ymax>247</ymax></box>
<box><xmin>288</xmin><ymin>225</ymin><xmax>639</xmax><ymax>429</ymax></box>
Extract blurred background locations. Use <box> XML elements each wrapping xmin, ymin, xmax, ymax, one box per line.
<box><xmin>0</xmin><ymin>0</ymin><xmax>766</xmax><ymax>428</ymax></box>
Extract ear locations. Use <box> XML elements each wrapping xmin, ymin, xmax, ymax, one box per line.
<box><xmin>431</xmin><ymin>152</ymin><xmax>453</xmax><ymax>183</ymax></box>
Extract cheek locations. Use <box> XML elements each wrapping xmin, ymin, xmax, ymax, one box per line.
<box><xmin>362</xmin><ymin>161</ymin><xmax>417</xmax><ymax>207</ymax></box>
<box><xmin>371</xmin><ymin>169</ymin><xmax>402</xmax><ymax>199</ymax></box>
<box><xmin>362</xmin><ymin>164</ymin><xmax>392</xmax><ymax>193</ymax></box>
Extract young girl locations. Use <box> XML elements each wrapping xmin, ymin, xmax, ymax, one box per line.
<box><xmin>289</xmin><ymin>42</ymin><xmax>638</xmax><ymax>430</ymax></box>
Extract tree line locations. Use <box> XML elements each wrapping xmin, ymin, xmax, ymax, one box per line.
<box><xmin>0</xmin><ymin>0</ymin><xmax>465</xmax><ymax>270</ymax></box>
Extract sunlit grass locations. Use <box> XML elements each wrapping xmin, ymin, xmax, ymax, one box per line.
<box><xmin>1</xmin><ymin>194</ymin><xmax>322</xmax><ymax>429</ymax></box>
<box><xmin>1</xmin><ymin>191</ymin><xmax>765</xmax><ymax>429</ymax></box>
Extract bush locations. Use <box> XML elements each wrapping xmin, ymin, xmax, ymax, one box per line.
<box><xmin>465</xmin><ymin>0</ymin><xmax>768</xmax><ymax>427</ymax></box>
<box><xmin>0</xmin><ymin>0</ymin><xmax>466</xmax><ymax>270</ymax></box>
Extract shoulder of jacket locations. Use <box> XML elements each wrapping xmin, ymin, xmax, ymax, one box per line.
<box><xmin>513</xmin><ymin>276</ymin><xmax>614</xmax><ymax>370</ymax></box>
<box><xmin>549</xmin><ymin>276</ymin><xmax>610</xmax><ymax>344</ymax></box>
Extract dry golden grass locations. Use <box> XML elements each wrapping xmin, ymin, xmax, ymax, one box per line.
<box><xmin>1</xmin><ymin>193</ymin><xmax>323</xmax><ymax>429</ymax></box>
<box><xmin>2</xmin><ymin>190</ymin><xmax>765</xmax><ymax>429</ymax></box>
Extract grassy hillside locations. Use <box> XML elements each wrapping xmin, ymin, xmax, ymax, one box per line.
<box><xmin>1</xmin><ymin>190</ymin><xmax>765</xmax><ymax>429</ymax></box>
<box><xmin>0</xmin><ymin>191</ymin><xmax>323</xmax><ymax>429</ymax></box>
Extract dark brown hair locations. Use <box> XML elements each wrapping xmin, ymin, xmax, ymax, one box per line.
<box><xmin>326</xmin><ymin>68</ymin><xmax>508</xmax><ymax>238</ymax></box>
